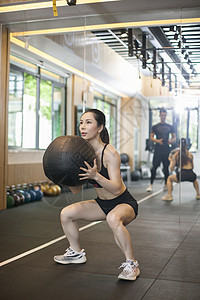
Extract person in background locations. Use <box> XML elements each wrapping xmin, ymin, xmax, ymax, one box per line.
<box><xmin>162</xmin><ymin>138</ymin><xmax>200</xmax><ymax>201</ymax></box>
<box><xmin>147</xmin><ymin>108</ymin><xmax>176</xmax><ymax>192</ymax></box>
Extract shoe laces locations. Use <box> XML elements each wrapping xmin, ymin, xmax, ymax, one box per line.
<box><xmin>118</xmin><ymin>260</ymin><xmax>139</xmax><ymax>274</ymax></box>
<box><xmin>65</xmin><ymin>247</ymin><xmax>85</xmax><ymax>256</ymax></box>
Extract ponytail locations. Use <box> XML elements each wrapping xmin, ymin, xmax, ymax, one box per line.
<box><xmin>100</xmin><ymin>127</ymin><xmax>109</xmax><ymax>144</ymax></box>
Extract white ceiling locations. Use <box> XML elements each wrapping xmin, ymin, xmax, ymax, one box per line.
<box><xmin>1</xmin><ymin>0</ymin><xmax>200</xmax><ymax>95</ymax></box>
<box><xmin>1</xmin><ymin>0</ymin><xmax>200</xmax><ymax>30</ymax></box>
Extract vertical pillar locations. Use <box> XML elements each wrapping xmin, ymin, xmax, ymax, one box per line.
<box><xmin>168</xmin><ymin>67</ymin><xmax>172</xmax><ymax>91</ymax></box>
<box><xmin>142</xmin><ymin>33</ymin><xmax>146</xmax><ymax>69</ymax></box>
<box><xmin>0</xmin><ymin>26</ymin><xmax>10</xmax><ymax>210</ymax></box>
<box><xmin>128</xmin><ymin>28</ymin><xmax>133</xmax><ymax>57</ymax></box>
<box><xmin>152</xmin><ymin>48</ymin><xmax>157</xmax><ymax>79</ymax></box>
<box><xmin>161</xmin><ymin>58</ymin><xmax>165</xmax><ymax>86</ymax></box>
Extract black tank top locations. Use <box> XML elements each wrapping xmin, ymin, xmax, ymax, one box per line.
<box><xmin>89</xmin><ymin>144</ymin><xmax>109</xmax><ymax>188</ymax></box>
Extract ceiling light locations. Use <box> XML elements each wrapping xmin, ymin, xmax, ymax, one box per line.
<box><xmin>10</xmin><ymin>18</ymin><xmax>200</xmax><ymax>37</ymax></box>
<box><xmin>67</xmin><ymin>0</ymin><xmax>76</xmax><ymax>5</ymax></box>
<box><xmin>0</xmin><ymin>0</ymin><xmax>118</xmax><ymax>13</ymax></box>
<box><xmin>120</xmin><ymin>29</ymin><xmax>127</xmax><ymax>38</ymax></box>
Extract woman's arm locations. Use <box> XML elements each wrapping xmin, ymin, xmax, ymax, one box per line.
<box><xmin>169</xmin><ymin>152</ymin><xmax>178</xmax><ymax>171</ymax></box>
<box><xmin>79</xmin><ymin>145</ymin><xmax>123</xmax><ymax>196</ymax></box>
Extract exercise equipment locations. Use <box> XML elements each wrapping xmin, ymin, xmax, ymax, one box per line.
<box><xmin>120</xmin><ymin>153</ymin><xmax>129</xmax><ymax>164</ymax></box>
<box><xmin>27</xmin><ymin>184</ymin><xmax>37</xmax><ymax>202</ymax></box>
<box><xmin>40</xmin><ymin>182</ymin><xmax>49</xmax><ymax>194</ymax></box>
<box><xmin>14</xmin><ymin>185</ymin><xmax>26</xmax><ymax>204</ymax></box>
<box><xmin>33</xmin><ymin>183</ymin><xmax>43</xmax><ymax>201</ymax></box>
<box><xmin>131</xmin><ymin>170</ymin><xmax>141</xmax><ymax>181</ymax></box>
<box><xmin>43</xmin><ymin>135</ymin><xmax>96</xmax><ymax>187</ymax></box>
<box><xmin>20</xmin><ymin>184</ymin><xmax>31</xmax><ymax>203</ymax></box>
<box><xmin>45</xmin><ymin>183</ymin><xmax>58</xmax><ymax>196</ymax></box>
<box><xmin>6</xmin><ymin>187</ymin><xmax>14</xmax><ymax>209</ymax></box>
<box><xmin>10</xmin><ymin>186</ymin><xmax>21</xmax><ymax>207</ymax></box>
<box><xmin>120</xmin><ymin>153</ymin><xmax>131</xmax><ymax>184</ymax></box>
<box><xmin>40</xmin><ymin>181</ymin><xmax>62</xmax><ymax>196</ymax></box>
<box><xmin>53</xmin><ymin>184</ymin><xmax>61</xmax><ymax>195</ymax></box>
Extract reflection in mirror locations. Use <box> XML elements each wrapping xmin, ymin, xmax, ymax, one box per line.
<box><xmin>8</xmin><ymin>17</ymin><xmax>200</xmax><ymax>211</ymax></box>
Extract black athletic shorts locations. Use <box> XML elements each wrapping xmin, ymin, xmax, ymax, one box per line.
<box><xmin>176</xmin><ymin>169</ymin><xmax>197</xmax><ymax>182</ymax></box>
<box><xmin>95</xmin><ymin>189</ymin><xmax>138</xmax><ymax>216</ymax></box>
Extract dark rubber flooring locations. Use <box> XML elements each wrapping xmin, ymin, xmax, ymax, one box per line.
<box><xmin>0</xmin><ymin>179</ymin><xmax>200</xmax><ymax>300</ymax></box>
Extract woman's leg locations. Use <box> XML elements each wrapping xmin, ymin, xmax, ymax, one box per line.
<box><xmin>193</xmin><ymin>180</ymin><xmax>200</xmax><ymax>196</ymax></box>
<box><xmin>166</xmin><ymin>174</ymin><xmax>178</xmax><ymax>196</ymax></box>
<box><xmin>106</xmin><ymin>204</ymin><xmax>136</xmax><ymax>261</ymax></box>
<box><xmin>60</xmin><ymin>200</ymin><xmax>106</xmax><ymax>252</ymax></box>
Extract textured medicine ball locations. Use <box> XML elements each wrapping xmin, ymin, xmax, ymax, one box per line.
<box><xmin>43</xmin><ymin>135</ymin><xmax>96</xmax><ymax>187</ymax></box>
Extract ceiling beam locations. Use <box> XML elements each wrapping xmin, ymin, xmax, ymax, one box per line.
<box><xmin>148</xmin><ymin>26</ymin><xmax>190</xmax><ymax>83</ymax></box>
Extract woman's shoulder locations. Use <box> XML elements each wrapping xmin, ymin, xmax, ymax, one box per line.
<box><xmin>173</xmin><ymin>150</ymin><xmax>179</xmax><ymax>159</ymax></box>
<box><xmin>187</xmin><ymin>151</ymin><xmax>193</xmax><ymax>158</ymax></box>
<box><xmin>105</xmin><ymin>144</ymin><xmax>120</xmax><ymax>160</ymax></box>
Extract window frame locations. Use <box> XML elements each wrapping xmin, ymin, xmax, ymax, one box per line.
<box><xmin>8</xmin><ymin>63</ymin><xmax>66</xmax><ymax>150</ymax></box>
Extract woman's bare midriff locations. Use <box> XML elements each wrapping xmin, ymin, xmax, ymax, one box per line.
<box><xmin>95</xmin><ymin>183</ymin><xmax>127</xmax><ymax>200</ymax></box>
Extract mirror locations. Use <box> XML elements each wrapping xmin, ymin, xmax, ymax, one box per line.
<box><xmin>6</xmin><ymin>7</ymin><xmax>200</xmax><ymax>213</ymax></box>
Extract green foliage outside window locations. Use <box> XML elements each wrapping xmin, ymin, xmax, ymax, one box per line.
<box><xmin>40</xmin><ymin>79</ymin><xmax>52</xmax><ymax>120</ymax></box>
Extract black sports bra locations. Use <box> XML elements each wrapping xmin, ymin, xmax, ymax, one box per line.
<box><xmin>89</xmin><ymin>144</ymin><xmax>110</xmax><ymax>188</ymax></box>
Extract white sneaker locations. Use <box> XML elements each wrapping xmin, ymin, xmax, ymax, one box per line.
<box><xmin>146</xmin><ymin>184</ymin><xmax>153</xmax><ymax>192</ymax></box>
<box><xmin>162</xmin><ymin>195</ymin><xmax>173</xmax><ymax>201</ymax></box>
<box><xmin>54</xmin><ymin>247</ymin><xmax>87</xmax><ymax>264</ymax></box>
<box><xmin>196</xmin><ymin>194</ymin><xmax>200</xmax><ymax>200</ymax></box>
<box><xmin>118</xmin><ymin>260</ymin><xmax>140</xmax><ymax>281</ymax></box>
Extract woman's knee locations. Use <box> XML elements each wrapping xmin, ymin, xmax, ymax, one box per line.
<box><xmin>106</xmin><ymin>211</ymin><xmax>121</xmax><ymax>230</ymax></box>
<box><xmin>60</xmin><ymin>204</ymin><xmax>77</xmax><ymax>223</ymax></box>
<box><xmin>168</xmin><ymin>175</ymin><xmax>174</xmax><ymax>182</ymax></box>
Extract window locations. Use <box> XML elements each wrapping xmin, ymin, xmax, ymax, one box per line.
<box><xmin>52</xmin><ymin>86</ymin><xmax>65</xmax><ymax>139</ymax></box>
<box><xmin>23</xmin><ymin>73</ymin><xmax>37</xmax><ymax>148</ymax></box>
<box><xmin>39</xmin><ymin>79</ymin><xmax>52</xmax><ymax>149</ymax></box>
<box><xmin>8</xmin><ymin>69</ymin><xmax>23</xmax><ymax>147</ymax></box>
<box><xmin>8</xmin><ymin>61</ymin><xmax>66</xmax><ymax>150</ymax></box>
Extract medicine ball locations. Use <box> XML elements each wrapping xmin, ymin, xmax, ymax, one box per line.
<box><xmin>131</xmin><ymin>170</ymin><xmax>141</xmax><ymax>181</ymax></box>
<box><xmin>120</xmin><ymin>153</ymin><xmax>129</xmax><ymax>165</ymax></box>
<box><xmin>43</xmin><ymin>135</ymin><xmax>96</xmax><ymax>187</ymax></box>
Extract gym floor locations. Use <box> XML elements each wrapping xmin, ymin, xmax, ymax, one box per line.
<box><xmin>0</xmin><ymin>179</ymin><xmax>200</xmax><ymax>300</ymax></box>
